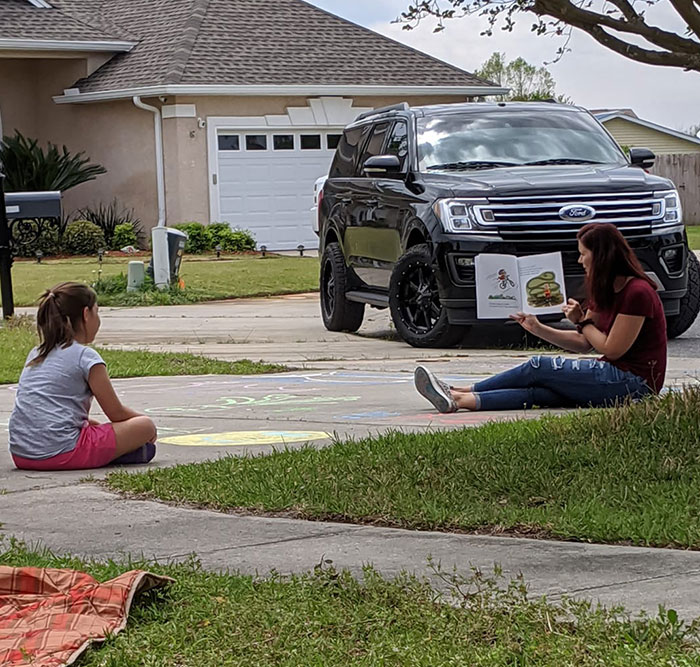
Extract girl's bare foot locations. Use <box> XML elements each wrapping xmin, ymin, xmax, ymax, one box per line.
<box><xmin>450</xmin><ymin>385</ymin><xmax>473</xmax><ymax>393</ymax></box>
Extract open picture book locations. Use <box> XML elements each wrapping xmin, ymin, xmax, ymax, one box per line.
<box><xmin>475</xmin><ymin>251</ymin><xmax>567</xmax><ymax>319</ymax></box>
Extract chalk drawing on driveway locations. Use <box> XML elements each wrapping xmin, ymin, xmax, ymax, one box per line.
<box><xmin>160</xmin><ymin>430</ymin><xmax>330</xmax><ymax>447</ymax></box>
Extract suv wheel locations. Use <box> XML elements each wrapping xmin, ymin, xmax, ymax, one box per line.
<box><xmin>389</xmin><ymin>244</ymin><xmax>466</xmax><ymax>348</ymax></box>
<box><xmin>320</xmin><ymin>242</ymin><xmax>365</xmax><ymax>332</ymax></box>
<box><xmin>667</xmin><ymin>250</ymin><xmax>700</xmax><ymax>338</ymax></box>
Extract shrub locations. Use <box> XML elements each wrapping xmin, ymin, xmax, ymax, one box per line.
<box><xmin>111</xmin><ymin>222</ymin><xmax>139</xmax><ymax>250</ymax></box>
<box><xmin>63</xmin><ymin>220</ymin><xmax>106</xmax><ymax>256</ymax></box>
<box><xmin>10</xmin><ymin>219</ymin><xmax>61</xmax><ymax>257</ymax></box>
<box><xmin>173</xmin><ymin>222</ymin><xmax>211</xmax><ymax>254</ymax></box>
<box><xmin>0</xmin><ymin>130</ymin><xmax>106</xmax><ymax>192</ymax></box>
<box><xmin>208</xmin><ymin>222</ymin><xmax>256</xmax><ymax>252</ymax></box>
<box><xmin>73</xmin><ymin>199</ymin><xmax>143</xmax><ymax>247</ymax></box>
<box><xmin>93</xmin><ymin>273</ymin><xmax>128</xmax><ymax>296</ymax></box>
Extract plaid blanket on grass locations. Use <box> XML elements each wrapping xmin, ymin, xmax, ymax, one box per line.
<box><xmin>0</xmin><ymin>566</ymin><xmax>172</xmax><ymax>666</ymax></box>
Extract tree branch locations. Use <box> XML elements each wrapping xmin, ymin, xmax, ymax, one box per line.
<box><xmin>534</xmin><ymin>0</ymin><xmax>700</xmax><ymax>54</ymax></box>
<box><xmin>586</xmin><ymin>22</ymin><xmax>700</xmax><ymax>70</ymax></box>
<box><xmin>669</xmin><ymin>0</ymin><xmax>700</xmax><ymax>35</ymax></box>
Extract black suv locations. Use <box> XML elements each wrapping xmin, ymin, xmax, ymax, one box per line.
<box><xmin>316</xmin><ymin>101</ymin><xmax>700</xmax><ymax>347</ymax></box>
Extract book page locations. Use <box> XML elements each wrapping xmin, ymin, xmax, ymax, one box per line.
<box><xmin>517</xmin><ymin>252</ymin><xmax>567</xmax><ymax>315</ymax></box>
<box><xmin>475</xmin><ymin>254</ymin><xmax>521</xmax><ymax>319</ymax></box>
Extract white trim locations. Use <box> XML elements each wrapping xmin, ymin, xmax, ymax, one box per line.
<box><xmin>0</xmin><ymin>38</ymin><xmax>135</xmax><ymax>52</ymax></box>
<box><xmin>596</xmin><ymin>112</ymin><xmax>700</xmax><ymax>146</ymax></box>
<box><xmin>53</xmin><ymin>83</ymin><xmax>509</xmax><ymax>104</ymax></box>
<box><xmin>162</xmin><ymin>104</ymin><xmax>197</xmax><ymax>119</ymax></box>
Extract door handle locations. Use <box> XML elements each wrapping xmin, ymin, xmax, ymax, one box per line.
<box><xmin>366</xmin><ymin>199</ymin><xmax>378</xmax><ymax>206</ymax></box>
<box><xmin>340</xmin><ymin>197</ymin><xmax>352</xmax><ymax>204</ymax></box>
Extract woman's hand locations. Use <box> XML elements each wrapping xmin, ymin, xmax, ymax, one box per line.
<box><xmin>509</xmin><ymin>312</ymin><xmax>541</xmax><ymax>334</ymax></box>
<box><xmin>562</xmin><ymin>298</ymin><xmax>585</xmax><ymax>324</ymax></box>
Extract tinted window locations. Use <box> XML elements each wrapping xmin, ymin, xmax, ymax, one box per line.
<box><xmin>329</xmin><ymin>125</ymin><xmax>369</xmax><ymax>178</ymax></box>
<box><xmin>386</xmin><ymin>122</ymin><xmax>409</xmax><ymax>170</ymax></box>
<box><xmin>218</xmin><ymin>135</ymin><xmax>240</xmax><ymax>151</ymax></box>
<box><xmin>358</xmin><ymin>122</ymin><xmax>390</xmax><ymax>173</ymax></box>
<box><xmin>301</xmin><ymin>134</ymin><xmax>322</xmax><ymax>150</ymax></box>
<box><xmin>246</xmin><ymin>134</ymin><xmax>267</xmax><ymax>151</ymax></box>
<box><xmin>273</xmin><ymin>134</ymin><xmax>294</xmax><ymax>150</ymax></box>
<box><xmin>417</xmin><ymin>111</ymin><xmax>625</xmax><ymax>172</ymax></box>
<box><xmin>327</xmin><ymin>134</ymin><xmax>342</xmax><ymax>149</ymax></box>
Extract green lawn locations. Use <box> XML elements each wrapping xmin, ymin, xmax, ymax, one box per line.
<box><xmin>687</xmin><ymin>225</ymin><xmax>700</xmax><ymax>250</ymax></box>
<box><xmin>1</xmin><ymin>254</ymin><xmax>319</xmax><ymax>308</ymax></box>
<box><xmin>0</xmin><ymin>319</ymin><xmax>284</xmax><ymax>384</ymax></box>
<box><xmin>108</xmin><ymin>388</ymin><xmax>700</xmax><ymax>549</ymax></box>
<box><xmin>3</xmin><ymin>539</ymin><xmax>699</xmax><ymax>666</ymax></box>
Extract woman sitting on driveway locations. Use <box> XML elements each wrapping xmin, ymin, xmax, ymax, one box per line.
<box><xmin>414</xmin><ymin>222</ymin><xmax>667</xmax><ymax>413</ymax></box>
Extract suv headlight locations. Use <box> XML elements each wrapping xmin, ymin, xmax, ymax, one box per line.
<box><xmin>433</xmin><ymin>198</ymin><xmax>496</xmax><ymax>233</ymax></box>
<box><xmin>653</xmin><ymin>189</ymin><xmax>683</xmax><ymax>226</ymax></box>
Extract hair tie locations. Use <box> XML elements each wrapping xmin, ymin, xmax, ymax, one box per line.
<box><xmin>47</xmin><ymin>292</ymin><xmax>55</xmax><ymax>299</ymax></box>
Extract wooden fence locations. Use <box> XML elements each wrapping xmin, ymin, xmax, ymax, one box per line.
<box><xmin>651</xmin><ymin>153</ymin><xmax>700</xmax><ymax>225</ymax></box>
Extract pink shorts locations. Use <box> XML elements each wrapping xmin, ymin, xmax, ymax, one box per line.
<box><xmin>12</xmin><ymin>423</ymin><xmax>117</xmax><ymax>471</ymax></box>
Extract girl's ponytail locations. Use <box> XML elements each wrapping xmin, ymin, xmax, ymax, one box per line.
<box><xmin>30</xmin><ymin>282</ymin><xmax>97</xmax><ymax>366</ymax></box>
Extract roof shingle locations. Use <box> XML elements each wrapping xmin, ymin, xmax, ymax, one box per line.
<box><xmin>3</xmin><ymin>0</ymin><xmax>496</xmax><ymax>94</ymax></box>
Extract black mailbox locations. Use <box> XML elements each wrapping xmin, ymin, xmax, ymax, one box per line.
<box><xmin>5</xmin><ymin>190</ymin><xmax>62</xmax><ymax>220</ymax></box>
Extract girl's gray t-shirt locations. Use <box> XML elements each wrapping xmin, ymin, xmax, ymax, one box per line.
<box><xmin>9</xmin><ymin>343</ymin><xmax>105</xmax><ymax>459</ymax></box>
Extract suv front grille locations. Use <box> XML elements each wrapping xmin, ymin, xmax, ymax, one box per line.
<box><xmin>476</xmin><ymin>191</ymin><xmax>662</xmax><ymax>242</ymax></box>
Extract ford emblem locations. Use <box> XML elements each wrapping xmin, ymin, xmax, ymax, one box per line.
<box><xmin>559</xmin><ymin>204</ymin><xmax>596</xmax><ymax>222</ymax></box>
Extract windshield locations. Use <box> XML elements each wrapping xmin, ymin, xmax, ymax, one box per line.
<box><xmin>417</xmin><ymin>110</ymin><xmax>625</xmax><ymax>172</ymax></box>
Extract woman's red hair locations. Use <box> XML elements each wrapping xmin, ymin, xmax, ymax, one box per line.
<box><xmin>577</xmin><ymin>223</ymin><xmax>655</xmax><ymax>310</ymax></box>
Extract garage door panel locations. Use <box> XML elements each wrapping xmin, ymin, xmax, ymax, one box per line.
<box><xmin>216</xmin><ymin>130</ymin><xmax>334</xmax><ymax>250</ymax></box>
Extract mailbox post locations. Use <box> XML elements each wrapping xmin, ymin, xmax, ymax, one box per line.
<box><xmin>0</xmin><ymin>173</ymin><xmax>13</xmax><ymax>319</ymax></box>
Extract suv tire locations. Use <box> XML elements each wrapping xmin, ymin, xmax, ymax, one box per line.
<box><xmin>320</xmin><ymin>242</ymin><xmax>365</xmax><ymax>332</ymax></box>
<box><xmin>667</xmin><ymin>250</ymin><xmax>700</xmax><ymax>339</ymax></box>
<box><xmin>389</xmin><ymin>244</ymin><xmax>467</xmax><ymax>348</ymax></box>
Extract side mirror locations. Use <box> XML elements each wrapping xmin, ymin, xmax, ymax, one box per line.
<box><xmin>362</xmin><ymin>154</ymin><xmax>402</xmax><ymax>177</ymax></box>
<box><xmin>629</xmin><ymin>147</ymin><xmax>656</xmax><ymax>169</ymax></box>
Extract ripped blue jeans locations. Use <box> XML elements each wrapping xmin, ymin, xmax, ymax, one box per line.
<box><xmin>473</xmin><ymin>355</ymin><xmax>652</xmax><ymax>411</ymax></box>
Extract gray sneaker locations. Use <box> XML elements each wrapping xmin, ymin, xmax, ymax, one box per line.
<box><xmin>414</xmin><ymin>366</ymin><xmax>457</xmax><ymax>413</ymax></box>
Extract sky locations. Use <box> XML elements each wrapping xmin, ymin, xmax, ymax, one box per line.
<box><xmin>307</xmin><ymin>0</ymin><xmax>700</xmax><ymax>134</ymax></box>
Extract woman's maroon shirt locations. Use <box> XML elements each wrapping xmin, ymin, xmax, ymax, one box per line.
<box><xmin>593</xmin><ymin>278</ymin><xmax>667</xmax><ymax>393</ymax></box>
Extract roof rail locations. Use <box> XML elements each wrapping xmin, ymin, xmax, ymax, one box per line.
<box><xmin>354</xmin><ymin>102</ymin><xmax>409</xmax><ymax>122</ymax></box>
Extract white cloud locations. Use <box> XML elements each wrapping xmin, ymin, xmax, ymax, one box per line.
<box><xmin>309</xmin><ymin>0</ymin><xmax>700</xmax><ymax>132</ymax></box>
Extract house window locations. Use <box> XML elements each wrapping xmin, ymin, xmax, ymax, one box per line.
<box><xmin>246</xmin><ymin>134</ymin><xmax>268</xmax><ymax>151</ymax></box>
<box><xmin>218</xmin><ymin>135</ymin><xmax>240</xmax><ymax>151</ymax></box>
<box><xmin>300</xmin><ymin>134</ymin><xmax>322</xmax><ymax>150</ymax></box>
<box><xmin>327</xmin><ymin>134</ymin><xmax>342</xmax><ymax>150</ymax></box>
<box><xmin>273</xmin><ymin>134</ymin><xmax>295</xmax><ymax>150</ymax></box>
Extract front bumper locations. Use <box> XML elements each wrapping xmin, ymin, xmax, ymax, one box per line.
<box><xmin>435</xmin><ymin>231</ymin><xmax>688</xmax><ymax>325</ymax></box>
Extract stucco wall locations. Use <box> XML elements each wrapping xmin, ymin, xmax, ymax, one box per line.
<box><xmin>0</xmin><ymin>58</ymin><xmax>158</xmax><ymax>229</ymax></box>
<box><xmin>603</xmin><ymin>118</ymin><xmax>700</xmax><ymax>155</ymax></box>
<box><xmin>163</xmin><ymin>94</ymin><xmax>466</xmax><ymax>226</ymax></box>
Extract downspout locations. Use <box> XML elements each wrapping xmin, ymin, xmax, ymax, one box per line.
<box><xmin>132</xmin><ymin>96</ymin><xmax>166</xmax><ymax>227</ymax></box>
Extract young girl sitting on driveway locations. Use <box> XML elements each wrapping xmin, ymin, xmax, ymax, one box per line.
<box><xmin>9</xmin><ymin>282</ymin><xmax>157</xmax><ymax>470</ymax></box>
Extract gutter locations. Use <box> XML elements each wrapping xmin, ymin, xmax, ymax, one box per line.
<box><xmin>54</xmin><ymin>84</ymin><xmax>511</xmax><ymax>104</ymax></box>
<box><xmin>132</xmin><ymin>96</ymin><xmax>166</xmax><ymax>227</ymax></box>
<box><xmin>0</xmin><ymin>38</ymin><xmax>135</xmax><ymax>52</ymax></box>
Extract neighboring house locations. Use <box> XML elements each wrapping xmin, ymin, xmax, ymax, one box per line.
<box><xmin>0</xmin><ymin>0</ymin><xmax>506</xmax><ymax>250</ymax></box>
<box><xmin>592</xmin><ymin>109</ymin><xmax>700</xmax><ymax>223</ymax></box>
<box><xmin>592</xmin><ymin>109</ymin><xmax>700</xmax><ymax>155</ymax></box>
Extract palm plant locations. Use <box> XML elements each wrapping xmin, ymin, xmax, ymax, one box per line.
<box><xmin>0</xmin><ymin>130</ymin><xmax>106</xmax><ymax>192</ymax></box>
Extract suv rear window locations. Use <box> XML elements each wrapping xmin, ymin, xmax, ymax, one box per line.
<box><xmin>329</xmin><ymin>125</ymin><xmax>368</xmax><ymax>178</ymax></box>
<box><xmin>417</xmin><ymin>110</ymin><xmax>624</xmax><ymax>171</ymax></box>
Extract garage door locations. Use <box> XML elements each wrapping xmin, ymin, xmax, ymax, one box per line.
<box><xmin>216</xmin><ymin>130</ymin><xmax>340</xmax><ymax>250</ymax></box>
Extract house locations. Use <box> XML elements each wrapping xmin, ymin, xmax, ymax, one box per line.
<box><xmin>592</xmin><ymin>109</ymin><xmax>700</xmax><ymax>155</ymax></box>
<box><xmin>0</xmin><ymin>0</ymin><xmax>506</xmax><ymax>250</ymax></box>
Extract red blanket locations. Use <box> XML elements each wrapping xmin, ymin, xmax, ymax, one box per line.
<box><xmin>0</xmin><ymin>566</ymin><xmax>172</xmax><ymax>666</ymax></box>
